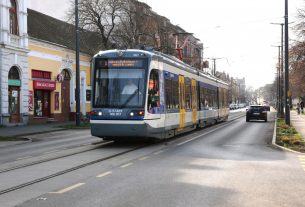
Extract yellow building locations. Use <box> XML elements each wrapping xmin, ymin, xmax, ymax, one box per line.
<box><xmin>27</xmin><ymin>9</ymin><xmax>96</xmax><ymax>124</ymax></box>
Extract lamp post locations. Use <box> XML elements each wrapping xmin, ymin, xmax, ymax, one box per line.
<box><xmin>284</xmin><ymin>0</ymin><xmax>290</xmax><ymax>125</ymax></box>
<box><xmin>271</xmin><ymin>23</ymin><xmax>284</xmax><ymax>117</ymax></box>
<box><xmin>75</xmin><ymin>0</ymin><xmax>81</xmax><ymax>126</ymax></box>
<box><xmin>271</xmin><ymin>45</ymin><xmax>281</xmax><ymax>116</ymax></box>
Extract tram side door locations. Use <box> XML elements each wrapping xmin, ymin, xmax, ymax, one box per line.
<box><xmin>191</xmin><ymin>79</ymin><xmax>197</xmax><ymax>125</ymax></box>
<box><xmin>179</xmin><ymin>75</ymin><xmax>185</xmax><ymax>129</ymax></box>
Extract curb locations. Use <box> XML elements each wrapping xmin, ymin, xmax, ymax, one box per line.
<box><xmin>0</xmin><ymin>138</ymin><xmax>32</xmax><ymax>149</ymax></box>
<box><xmin>271</xmin><ymin>118</ymin><xmax>305</xmax><ymax>155</ymax></box>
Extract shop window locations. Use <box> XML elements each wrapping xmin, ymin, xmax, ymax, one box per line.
<box><xmin>9</xmin><ymin>0</ymin><xmax>18</xmax><ymax>35</ymax></box>
<box><xmin>147</xmin><ymin>69</ymin><xmax>160</xmax><ymax>113</ymax></box>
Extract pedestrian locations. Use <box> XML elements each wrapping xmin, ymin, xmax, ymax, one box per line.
<box><xmin>296</xmin><ymin>102</ymin><xmax>300</xmax><ymax>115</ymax></box>
<box><xmin>300</xmin><ymin>101</ymin><xmax>304</xmax><ymax>114</ymax></box>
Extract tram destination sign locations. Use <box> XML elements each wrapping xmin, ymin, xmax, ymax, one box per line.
<box><xmin>98</xmin><ymin>59</ymin><xmax>146</xmax><ymax>69</ymax></box>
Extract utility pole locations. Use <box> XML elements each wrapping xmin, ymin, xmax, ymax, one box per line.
<box><xmin>271</xmin><ymin>45</ymin><xmax>281</xmax><ymax>116</ymax></box>
<box><xmin>271</xmin><ymin>22</ymin><xmax>285</xmax><ymax>117</ymax></box>
<box><xmin>284</xmin><ymin>0</ymin><xmax>290</xmax><ymax>125</ymax></box>
<box><xmin>75</xmin><ymin>0</ymin><xmax>81</xmax><ymax>126</ymax></box>
<box><xmin>206</xmin><ymin>57</ymin><xmax>223</xmax><ymax>76</ymax></box>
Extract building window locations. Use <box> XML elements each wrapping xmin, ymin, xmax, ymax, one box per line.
<box><xmin>9</xmin><ymin>0</ymin><xmax>19</xmax><ymax>35</ymax></box>
<box><xmin>8</xmin><ymin>66</ymin><xmax>20</xmax><ymax>80</ymax></box>
<box><xmin>32</xmin><ymin>70</ymin><xmax>51</xmax><ymax>79</ymax></box>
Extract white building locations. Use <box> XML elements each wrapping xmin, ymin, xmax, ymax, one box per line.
<box><xmin>0</xmin><ymin>0</ymin><xmax>29</xmax><ymax>125</ymax></box>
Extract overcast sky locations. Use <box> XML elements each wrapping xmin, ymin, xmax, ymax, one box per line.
<box><xmin>29</xmin><ymin>0</ymin><xmax>304</xmax><ymax>89</ymax></box>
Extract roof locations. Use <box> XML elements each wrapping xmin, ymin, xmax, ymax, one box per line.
<box><xmin>27</xmin><ymin>9</ymin><xmax>102</xmax><ymax>55</ymax></box>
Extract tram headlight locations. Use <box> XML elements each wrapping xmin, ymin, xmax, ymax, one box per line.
<box><xmin>98</xmin><ymin>111</ymin><xmax>103</xmax><ymax>116</ymax></box>
<box><xmin>129</xmin><ymin>110</ymin><xmax>145</xmax><ymax>117</ymax></box>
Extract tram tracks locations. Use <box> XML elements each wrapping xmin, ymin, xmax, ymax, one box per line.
<box><xmin>0</xmin><ymin>141</ymin><xmax>112</xmax><ymax>174</ymax></box>
<box><xmin>0</xmin><ymin>113</ymin><xmax>245</xmax><ymax>196</ymax></box>
<box><xmin>0</xmin><ymin>143</ymin><xmax>148</xmax><ymax>195</ymax></box>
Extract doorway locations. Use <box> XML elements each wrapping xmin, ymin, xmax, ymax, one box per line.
<box><xmin>61</xmin><ymin>69</ymin><xmax>71</xmax><ymax>121</ymax></box>
<box><xmin>8</xmin><ymin>86</ymin><xmax>20</xmax><ymax>123</ymax></box>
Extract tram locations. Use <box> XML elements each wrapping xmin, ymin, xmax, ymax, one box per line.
<box><xmin>90</xmin><ymin>49</ymin><xmax>229</xmax><ymax>140</ymax></box>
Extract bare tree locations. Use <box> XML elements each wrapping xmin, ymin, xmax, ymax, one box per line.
<box><xmin>67</xmin><ymin>0</ymin><xmax>128</xmax><ymax>50</ymax></box>
<box><xmin>289</xmin><ymin>42</ymin><xmax>305</xmax><ymax>98</ymax></box>
<box><xmin>113</xmin><ymin>0</ymin><xmax>160</xmax><ymax>49</ymax></box>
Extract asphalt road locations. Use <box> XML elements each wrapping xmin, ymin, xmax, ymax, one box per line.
<box><xmin>0</xmin><ymin>130</ymin><xmax>101</xmax><ymax>165</ymax></box>
<box><xmin>0</xmin><ymin>110</ymin><xmax>244</xmax><ymax>165</ymax></box>
<box><xmin>0</xmin><ymin>112</ymin><xmax>304</xmax><ymax>207</ymax></box>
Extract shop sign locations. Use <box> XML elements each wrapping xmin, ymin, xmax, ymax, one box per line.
<box><xmin>28</xmin><ymin>91</ymin><xmax>33</xmax><ymax>111</ymax></box>
<box><xmin>8</xmin><ymin>79</ymin><xmax>21</xmax><ymax>86</ymax></box>
<box><xmin>33</xmin><ymin>80</ymin><xmax>56</xmax><ymax>90</ymax></box>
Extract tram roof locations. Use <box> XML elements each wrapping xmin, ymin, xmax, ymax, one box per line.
<box><xmin>95</xmin><ymin>49</ymin><xmax>228</xmax><ymax>86</ymax></box>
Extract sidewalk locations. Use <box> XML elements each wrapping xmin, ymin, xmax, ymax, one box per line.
<box><xmin>290</xmin><ymin>110</ymin><xmax>305</xmax><ymax>140</ymax></box>
<box><xmin>0</xmin><ymin>121</ymin><xmax>74</xmax><ymax>137</ymax></box>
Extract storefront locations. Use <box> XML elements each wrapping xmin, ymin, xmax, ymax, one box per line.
<box><xmin>31</xmin><ymin>70</ymin><xmax>56</xmax><ymax>119</ymax></box>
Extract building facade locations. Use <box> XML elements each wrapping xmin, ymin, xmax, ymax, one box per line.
<box><xmin>0</xmin><ymin>0</ymin><xmax>93</xmax><ymax>126</ymax></box>
<box><xmin>0</xmin><ymin>0</ymin><xmax>29</xmax><ymax>125</ymax></box>
<box><xmin>0</xmin><ymin>0</ymin><xmax>206</xmax><ymax>126</ymax></box>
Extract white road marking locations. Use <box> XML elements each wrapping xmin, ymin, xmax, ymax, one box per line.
<box><xmin>96</xmin><ymin>171</ymin><xmax>112</xmax><ymax>178</ymax></box>
<box><xmin>120</xmin><ymin>163</ymin><xmax>133</xmax><ymax>168</ymax></box>
<box><xmin>50</xmin><ymin>183</ymin><xmax>85</xmax><ymax>194</ymax></box>
<box><xmin>16</xmin><ymin>156</ymin><xmax>32</xmax><ymax>160</ymax></box>
<box><xmin>139</xmin><ymin>156</ymin><xmax>149</xmax><ymax>161</ymax></box>
<box><xmin>153</xmin><ymin>150</ymin><xmax>164</xmax><ymax>155</ymax></box>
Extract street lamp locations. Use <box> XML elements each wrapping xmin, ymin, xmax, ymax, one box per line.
<box><xmin>271</xmin><ymin>45</ymin><xmax>281</xmax><ymax>116</ymax></box>
<box><xmin>271</xmin><ymin>23</ymin><xmax>284</xmax><ymax>117</ymax></box>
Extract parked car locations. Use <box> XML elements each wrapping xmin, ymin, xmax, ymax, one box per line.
<box><xmin>229</xmin><ymin>103</ymin><xmax>236</xmax><ymax>110</ymax></box>
<box><xmin>246</xmin><ymin>105</ymin><xmax>267</xmax><ymax>122</ymax></box>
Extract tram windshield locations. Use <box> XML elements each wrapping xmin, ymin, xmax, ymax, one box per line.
<box><xmin>93</xmin><ymin>59</ymin><xmax>146</xmax><ymax>108</ymax></box>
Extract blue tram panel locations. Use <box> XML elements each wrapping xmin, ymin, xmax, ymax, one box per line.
<box><xmin>90</xmin><ymin>49</ymin><xmax>229</xmax><ymax>140</ymax></box>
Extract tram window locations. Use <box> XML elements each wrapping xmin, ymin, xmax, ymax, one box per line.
<box><xmin>199</xmin><ymin>85</ymin><xmax>204</xmax><ymax>109</ymax></box>
<box><xmin>224</xmin><ymin>89</ymin><xmax>228</xmax><ymax>106</ymax></box>
<box><xmin>185</xmin><ymin>81</ymin><xmax>191</xmax><ymax>110</ymax></box>
<box><xmin>172</xmin><ymin>78</ymin><xmax>179</xmax><ymax>109</ymax></box>
<box><xmin>164</xmin><ymin>74</ymin><xmax>179</xmax><ymax>111</ymax></box>
<box><xmin>212</xmin><ymin>89</ymin><xmax>217</xmax><ymax>108</ymax></box>
<box><xmin>147</xmin><ymin>69</ymin><xmax>160</xmax><ymax>112</ymax></box>
<box><xmin>165</xmin><ymin>78</ymin><xmax>172</xmax><ymax>110</ymax></box>
<box><xmin>204</xmin><ymin>88</ymin><xmax>211</xmax><ymax>109</ymax></box>
<box><xmin>219</xmin><ymin>88</ymin><xmax>223</xmax><ymax>108</ymax></box>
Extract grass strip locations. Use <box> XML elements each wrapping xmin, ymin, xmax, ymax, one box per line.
<box><xmin>276</xmin><ymin>118</ymin><xmax>305</xmax><ymax>153</ymax></box>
